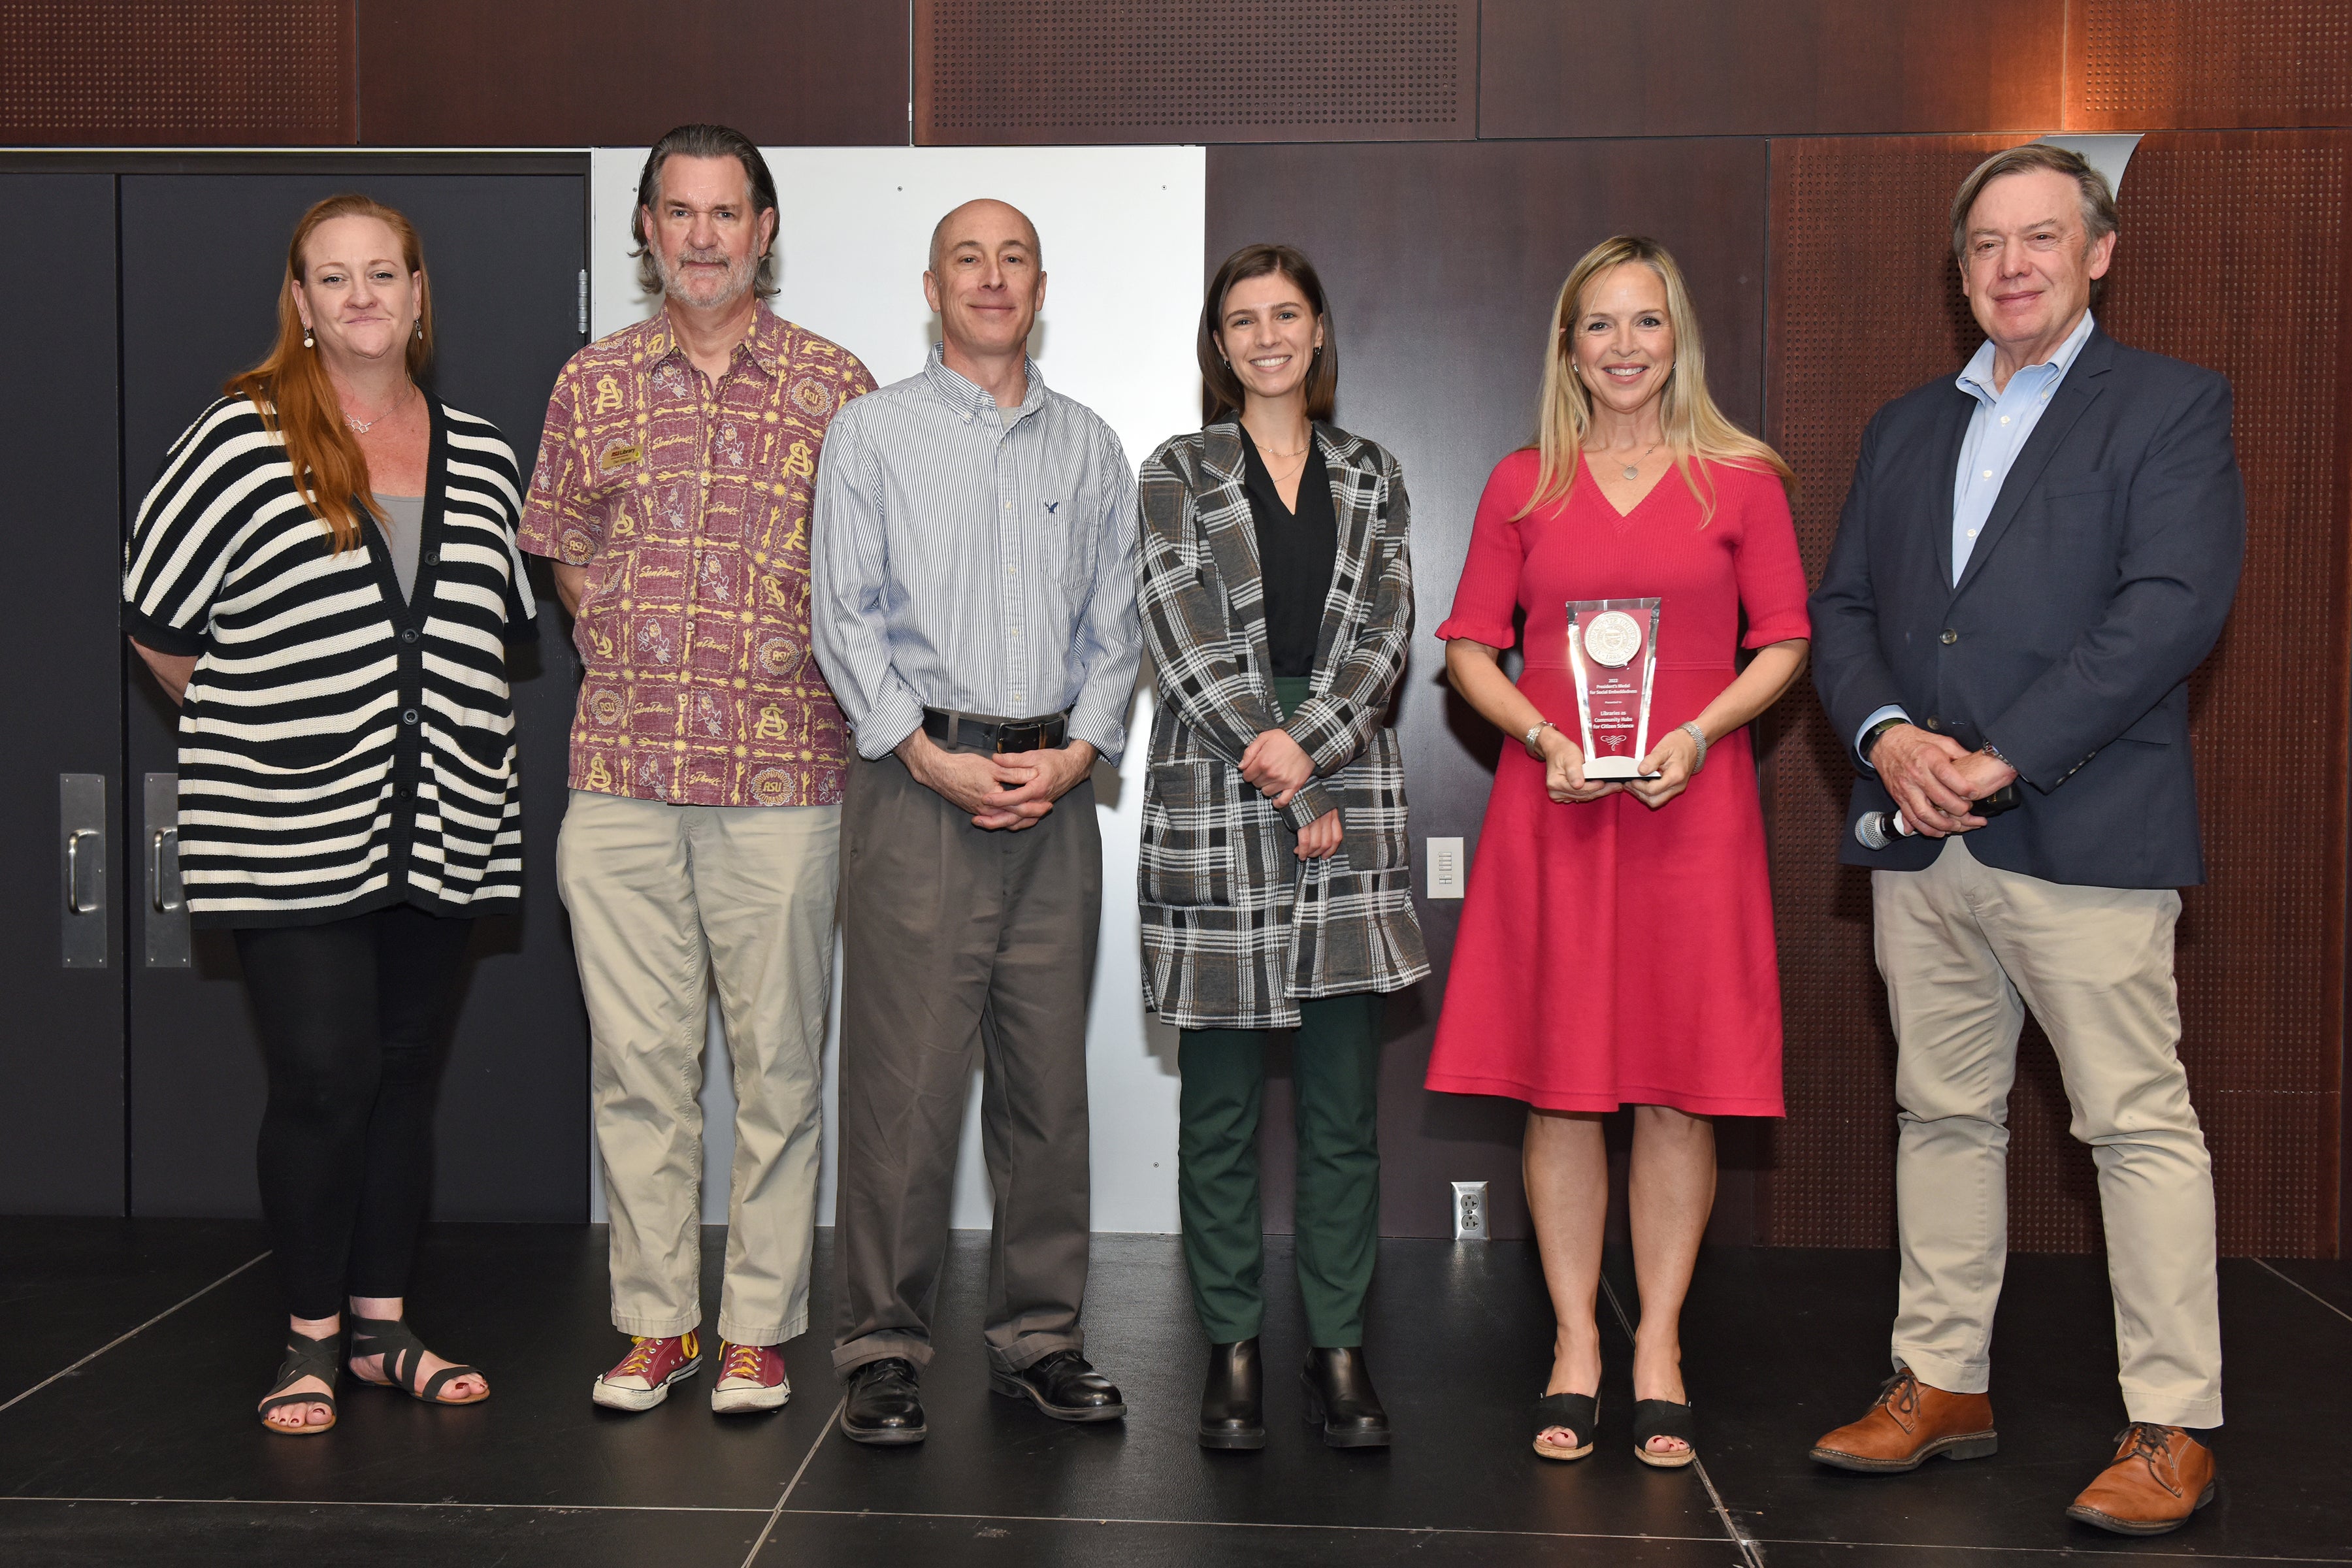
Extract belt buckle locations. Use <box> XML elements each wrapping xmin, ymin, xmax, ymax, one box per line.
<box><xmin>999</xmin><ymin>721</ymin><xmax>1044</xmax><ymax>753</ymax></box>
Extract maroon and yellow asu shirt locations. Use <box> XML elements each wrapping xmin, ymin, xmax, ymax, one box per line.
<box><xmin>521</xmin><ymin>308</ymin><xmax>875</xmax><ymax>808</ymax></box>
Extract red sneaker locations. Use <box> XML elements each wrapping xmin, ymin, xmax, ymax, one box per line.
<box><xmin>591</xmin><ymin>1331</ymin><xmax>702</xmax><ymax>1412</ymax></box>
<box><xmin>711</xmin><ymin>1341</ymin><xmax>791</xmax><ymax>1414</ymax></box>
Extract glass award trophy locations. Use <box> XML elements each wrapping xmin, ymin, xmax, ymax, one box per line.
<box><xmin>1565</xmin><ymin>598</ymin><xmax>1662</xmax><ymax>779</ymax></box>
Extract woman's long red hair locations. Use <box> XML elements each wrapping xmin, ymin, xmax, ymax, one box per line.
<box><xmin>227</xmin><ymin>195</ymin><xmax>434</xmax><ymax>553</ymax></box>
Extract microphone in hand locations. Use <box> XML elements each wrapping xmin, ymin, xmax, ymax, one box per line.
<box><xmin>1854</xmin><ymin>781</ymin><xmax>2021</xmax><ymax>849</ymax></box>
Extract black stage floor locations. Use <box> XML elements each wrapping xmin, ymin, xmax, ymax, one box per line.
<box><xmin>0</xmin><ymin>1220</ymin><xmax>2344</xmax><ymax>1566</ymax></box>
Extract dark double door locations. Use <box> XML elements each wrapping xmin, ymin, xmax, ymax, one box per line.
<box><xmin>1</xmin><ymin>159</ymin><xmax>591</xmax><ymax>1222</ymax></box>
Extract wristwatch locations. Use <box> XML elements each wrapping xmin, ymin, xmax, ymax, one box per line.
<box><xmin>1981</xmin><ymin>738</ymin><xmax>2014</xmax><ymax>768</ymax></box>
<box><xmin>1860</xmin><ymin>714</ymin><xmax>1908</xmax><ymax>766</ymax></box>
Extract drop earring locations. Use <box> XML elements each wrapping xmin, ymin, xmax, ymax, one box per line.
<box><xmin>302</xmin><ymin>326</ymin><xmax>314</xmax><ymax>348</ymax></box>
<box><xmin>414</xmin><ymin>318</ymin><xmax>424</xmax><ymax>340</ymax></box>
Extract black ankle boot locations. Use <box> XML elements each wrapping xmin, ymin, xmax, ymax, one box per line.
<box><xmin>1300</xmin><ymin>1346</ymin><xmax>1391</xmax><ymax>1448</ymax></box>
<box><xmin>1199</xmin><ymin>1339</ymin><xmax>1265</xmax><ymax>1450</ymax></box>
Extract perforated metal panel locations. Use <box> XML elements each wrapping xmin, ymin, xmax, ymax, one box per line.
<box><xmin>2068</xmin><ymin>0</ymin><xmax>2352</xmax><ymax>129</ymax></box>
<box><xmin>1763</xmin><ymin>133</ymin><xmax>2349</xmax><ymax>1258</ymax></box>
<box><xmin>915</xmin><ymin>0</ymin><xmax>1475</xmax><ymax>144</ymax></box>
<box><xmin>0</xmin><ymin>1</ymin><xmax>353</xmax><ymax>146</ymax></box>
<box><xmin>2100</xmin><ymin>131</ymin><xmax>2349</xmax><ymax>1258</ymax></box>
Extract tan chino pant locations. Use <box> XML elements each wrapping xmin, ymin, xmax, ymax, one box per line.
<box><xmin>1874</xmin><ymin>835</ymin><xmax>2222</xmax><ymax>1428</ymax></box>
<box><xmin>558</xmin><ymin>789</ymin><xmax>838</xmax><ymax>1347</ymax></box>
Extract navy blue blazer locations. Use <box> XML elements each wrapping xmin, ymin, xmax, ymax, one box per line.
<box><xmin>1808</xmin><ymin>325</ymin><xmax>2246</xmax><ymax>889</ymax></box>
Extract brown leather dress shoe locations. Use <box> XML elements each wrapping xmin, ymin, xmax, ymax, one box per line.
<box><xmin>2066</xmin><ymin>1423</ymin><xmax>2215</xmax><ymax>1535</ymax></box>
<box><xmin>1808</xmin><ymin>1367</ymin><xmax>1999</xmax><ymax>1473</ymax></box>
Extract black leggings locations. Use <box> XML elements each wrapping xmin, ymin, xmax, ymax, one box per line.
<box><xmin>233</xmin><ymin>905</ymin><xmax>474</xmax><ymax>1320</ymax></box>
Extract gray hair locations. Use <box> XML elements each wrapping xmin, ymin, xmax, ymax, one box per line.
<box><xmin>631</xmin><ymin>123</ymin><xmax>779</xmax><ymax>299</ymax></box>
<box><xmin>1950</xmin><ymin>143</ymin><xmax>2119</xmax><ymax>263</ymax></box>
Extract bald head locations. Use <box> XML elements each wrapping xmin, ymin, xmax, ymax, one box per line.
<box><xmin>928</xmin><ymin>198</ymin><xmax>1041</xmax><ymax>277</ymax></box>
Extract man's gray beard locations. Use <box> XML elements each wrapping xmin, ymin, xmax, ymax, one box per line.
<box><xmin>658</xmin><ymin>250</ymin><xmax>752</xmax><ymax>310</ymax></box>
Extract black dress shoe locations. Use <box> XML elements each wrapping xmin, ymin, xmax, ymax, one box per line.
<box><xmin>1198</xmin><ymin>1339</ymin><xmax>1266</xmax><ymax>1450</ymax></box>
<box><xmin>988</xmin><ymin>1349</ymin><xmax>1127</xmax><ymax>1422</ymax></box>
<box><xmin>1301</xmin><ymin>1347</ymin><xmax>1391</xmax><ymax>1449</ymax></box>
<box><xmin>841</xmin><ymin>1357</ymin><xmax>925</xmax><ymax>1445</ymax></box>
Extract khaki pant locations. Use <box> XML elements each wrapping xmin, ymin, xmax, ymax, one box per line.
<box><xmin>558</xmin><ymin>789</ymin><xmax>838</xmax><ymax>1346</ymax></box>
<box><xmin>831</xmin><ymin>751</ymin><xmax>1100</xmax><ymax>1377</ymax></box>
<box><xmin>1874</xmin><ymin>835</ymin><xmax>2221</xmax><ymax>1428</ymax></box>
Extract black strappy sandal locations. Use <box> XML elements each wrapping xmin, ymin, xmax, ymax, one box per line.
<box><xmin>347</xmin><ymin>1315</ymin><xmax>488</xmax><ymax>1407</ymax></box>
<box><xmin>257</xmin><ymin>1327</ymin><xmax>341</xmax><ymax>1437</ymax></box>
<box><xmin>1632</xmin><ymin>1397</ymin><xmax>1698</xmax><ymax>1468</ymax></box>
<box><xmin>1533</xmin><ymin>1392</ymin><xmax>1599</xmax><ymax>1462</ymax></box>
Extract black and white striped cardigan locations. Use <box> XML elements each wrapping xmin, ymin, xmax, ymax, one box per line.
<box><xmin>1135</xmin><ymin>421</ymin><xmax>1429</xmax><ymax>1030</ymax></box>
<box><xmin>122</xmin><ymin>395</ymin><xmax>537</xmax><ymax>927</ymax></box>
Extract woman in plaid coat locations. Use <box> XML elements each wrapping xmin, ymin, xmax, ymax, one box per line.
<box><xmin>1137</xmin><ymin>244</ymin><xmax>1428</xmax><ymax>1455</ymax></box>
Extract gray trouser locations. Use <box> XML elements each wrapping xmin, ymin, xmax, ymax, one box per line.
<box><xmin>831</xmin><ymin>750</ymin><xmax>1101</xmax><ymax>1377</ymax></box>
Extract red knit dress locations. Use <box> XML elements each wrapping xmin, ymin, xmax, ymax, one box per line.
<box><xmin>1423</xmin><ymin>450</ymin><xmax>1810</xmax><ymax>1115</ymax></box>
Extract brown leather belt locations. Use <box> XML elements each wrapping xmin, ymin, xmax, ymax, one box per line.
<box><xmin>921</xmin><ymin>706</ymin><xmax>1070</xmax><ymax>755</ymax></box>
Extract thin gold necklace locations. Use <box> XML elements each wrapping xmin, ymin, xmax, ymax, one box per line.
<box><xmin>1593</xmin><ymin>440</ymin><xmax>1663</xmax><ymax>482</ymax></box>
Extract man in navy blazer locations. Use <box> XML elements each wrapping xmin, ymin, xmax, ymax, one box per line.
<box><xmin>1805</xmin><ymin>145</ymin><xmax>2244</xmax><ymax>1537</ymax></box>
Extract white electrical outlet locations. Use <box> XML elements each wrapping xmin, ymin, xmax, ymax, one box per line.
<box><xmin>1452</xmin><ymin>1180</ymin><xmax>1489</xmax><ymax>1241</ymax></box>
<box><xmin>1428</xmin><ymin>836</ymin><xmax>1465</xmax><ymax>898</ymax></box>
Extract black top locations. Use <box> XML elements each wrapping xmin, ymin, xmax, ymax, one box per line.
<box><xmin>1239</xmin><ymin>429</ymin><xmax>1339</xmax><ymax>679</ymax></box>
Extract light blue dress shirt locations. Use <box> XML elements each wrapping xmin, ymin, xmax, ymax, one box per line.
<box><xmin>811</xmin><ymin>344</ymin><xmax>1141</xmax><ymax>764</ymax></box>
<box><xmin>1855</xmin><ymin>311</ymin><xmax>2097</xmax><ymax>764</ymax></box>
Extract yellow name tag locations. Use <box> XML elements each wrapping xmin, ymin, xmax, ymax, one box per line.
<box><xmin>598</xmin><ymin>442</ymin><xmax>642</xmax><ymax>472</ymax></box>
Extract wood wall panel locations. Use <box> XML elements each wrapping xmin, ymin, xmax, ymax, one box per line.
<box><xmin>1762</xmin><ymin>133</ymin><xmax>2349</xmax><ymax>1257</ymax></box>
<box><xmin>1208</xmin><ymin>139</ymin><xmax>1770</xmax><ymax>1238</ymax></box>
<box><xmin>917</xmin><ymin>0</ymin><xmax>1475</xmax><ymax>145</ymax></box>
<box><xmin>0</xmin><ymin>2</ymin><xmax>355</xmax><ymax>146</ymax></box>
<box><xmin>357</xmin><ymin>1</ymin><xmax>908</xmax><ymax>147</ymax></box>
<box><xmin>1479</xmin><ymin>0</ymin><xmax>2063</xmax><ymax>140</ymax></box>
<box><xmin>2066</xmin><ymin>1</ymin><xmax>2352</xmax><ymax>131</ymax></box>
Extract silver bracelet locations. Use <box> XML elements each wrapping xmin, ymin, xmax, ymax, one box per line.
<box><xmin>1522</xmin><ymin>719</ymin><xmax>1557</xmax><ymax>757</ymax></box>
<box><xmin>1679</xmin><ymin>721</ymin><xmax>1708</xmax><ymax>773</ymax></box>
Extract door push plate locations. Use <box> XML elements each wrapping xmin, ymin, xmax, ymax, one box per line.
<box><xmin>59</xmin><ymin>773</ymin><xmax>106</xmax><ymax>968</ymax></box>
<box><xmin>144</xmin><ymin>772</ymin><xmax>189</xmax><ymax>969</ymax></box>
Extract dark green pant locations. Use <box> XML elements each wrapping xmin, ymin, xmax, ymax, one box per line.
<box><xmin>1178</xmin><ymin>991</ymin><xmax>1384</xmax><ymax>1347</ymax></box>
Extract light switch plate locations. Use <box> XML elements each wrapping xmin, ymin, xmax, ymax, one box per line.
<box><xmin>1428</xmin><ymin>836</ymin><xmax>1465</xmax><ymax>899</ymax></box>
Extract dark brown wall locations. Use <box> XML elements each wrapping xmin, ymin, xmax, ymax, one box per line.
<box><xmin>916</xmin><ymin>0</ymin><xmax>1477</xmax><ymax>145</ymax></box>
<box><xmin>0</xmin><ymin>2</ymin><xmax>355</xmax><ymax>146</ymax></box>
<box><xmin>1479</xmin><ymin>0</ymin><xmax>2065</xmax><ymax>140</ymax></box>
<box><xmin>2066</xmin><ymin>1</ymin><xmax>2352</xmax><ymax>130</ymax></box>
<box><xmin>356</xmin><ymin>1</ymin><xmax>907</xmax><ymax>147</ymax></box>
<box><xmin>1207</xmin><ymin>139</ymin><xmax>1771</xmax><ymax>1240</ymax></box>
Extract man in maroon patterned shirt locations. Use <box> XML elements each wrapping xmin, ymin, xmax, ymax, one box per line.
<box><xmin>521</xmin><ymin>125</ymin><xmax>874</xmax><ymax>1417</ymax></box>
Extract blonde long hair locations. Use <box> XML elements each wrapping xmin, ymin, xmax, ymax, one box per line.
<box><xmin>226</xmin><ymin>194</ymin><xmax>435</xmax><ymax>553</ymax></box>
<box><xmin>1520</xmin><ymin>235</ymin><xmax>1791</xmax><ymax>523</ymax></box>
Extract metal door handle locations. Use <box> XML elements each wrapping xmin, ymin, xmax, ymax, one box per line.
<box><xmin>151</xmin><ymin>828</ymin><xmax>183</xmax><ymax>913</ymax></box>
<box><xmin>66</xmin><ymin>829</ymin><xmax>101</xmax><ymax>913</ymax></box>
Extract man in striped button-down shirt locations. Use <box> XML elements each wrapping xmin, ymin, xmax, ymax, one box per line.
<box><xmin>812</xmin><ymin>198</ymin><xmax>1140</xmax><ymax>1446</ymax></box>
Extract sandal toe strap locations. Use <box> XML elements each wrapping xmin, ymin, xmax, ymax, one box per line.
<box><xmin>1535</xmin><ymin>1392</ymin><xmax>1598</xmax><ymax>1445</ymax></box>
<box><xmin>1631</xmin><ymin>1397</ymin><xmax>1697</xmax><ymax>1448</ymax></box>
<box><xmin>418</xmin><ymin>1364</ymin><xmax>483</xmax><ymax>1403</ymax></box>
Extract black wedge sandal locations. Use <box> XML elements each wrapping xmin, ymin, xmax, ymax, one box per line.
<box><xmin>257</xmin><ymin>1327</ymin><xmax>342</xmax><ymax>1437</ymax></box>
<box><xmin>1631</xmin><ymin>1397</ymin><xmax>1698</xmax><ymax>1468</ymax></box>
<box><xmin>1533</xmin><ymin>1392</ymin><xmax>1598</xmax><ymax>1462</ymax></box>
<box><xmin>347</xmin><ymin>1315</ymin><xmax>488</xmax><ymax>1407</ymax></box>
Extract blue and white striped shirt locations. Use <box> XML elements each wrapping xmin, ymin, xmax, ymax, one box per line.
<box><xmin>811</xmin><ymin>344</ymin><xmax>1141</xmax><ymax>763</ymax></box>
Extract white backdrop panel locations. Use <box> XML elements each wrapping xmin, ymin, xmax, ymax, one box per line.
<box><xmin>581</xmin><ymin>145</ymin><xmax>1203</xmax><ymax>1234</ymax></box>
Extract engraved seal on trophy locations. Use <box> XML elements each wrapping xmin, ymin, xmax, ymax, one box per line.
<box><xmin>1582</xmin><ymin>610</ymin><xmax>1644</xmax><ymax>669</ymax></box>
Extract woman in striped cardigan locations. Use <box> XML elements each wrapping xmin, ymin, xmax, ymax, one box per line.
<box><xmin>124</xmin><ymin>195</ymin><xmax>535</xmax><ymax>1437</ymax></box>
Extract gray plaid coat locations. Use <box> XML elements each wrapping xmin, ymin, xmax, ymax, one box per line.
<box><xmin>1136</xmin><ymin>421</ymin><xmax>1430</xmax><ymax>1030</ymax></box>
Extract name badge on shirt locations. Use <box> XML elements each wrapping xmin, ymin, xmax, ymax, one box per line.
<box><xmin>598</xmin><ymin>440</ymin><xmax>643</xmax><ymax>474</ymax></box>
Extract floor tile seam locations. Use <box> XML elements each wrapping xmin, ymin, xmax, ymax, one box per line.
<box><xmin>1752</xmin><ymin>1532</ymin><xmax>2351</xmax><ymax>1563</ymax></box>
<box><xmin>774</xmin><ymin>1507</ymin><xmax>1728</xmax><ymax>1544</ymax></box>
<box><xmin>1597</xmin><ymin>1271</ymin><xmax>1765</xmax><ymax>1568</ymax></box>
<box><xmin>739</xmin><ymin>1394</ymin><xmax>842</xmax><ymax>1567</ymax></box>
<box><xmin>0</xmin><ymin>1250</ymin><xmax>271</xmax><ymax>1417</ymax></box>
<box><xmin>2252</xmin><ymin>1256</ymin><xmax>2352</xmax><ymax>1328</ymax></box>
<box><xmin>0</xmin><ymin>1495</ymin><xmax>772</xmax><ymax>1515</ymax></box>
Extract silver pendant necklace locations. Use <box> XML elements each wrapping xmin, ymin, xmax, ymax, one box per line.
<box><xmin>343</xmin><ymin>385</ymin><xmax>412</xmax><ymax>436</ymax></box>
<box><xmin>1620</xmin><ymin>441</ymin><xmax>1662</xmax><ymax>482</ymax></box>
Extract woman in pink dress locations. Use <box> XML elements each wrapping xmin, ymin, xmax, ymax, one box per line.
<box><xmin>1426</xmin><ymin>237</ymin><xmax>1811</xmax><ymax>1469</ymax></box>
